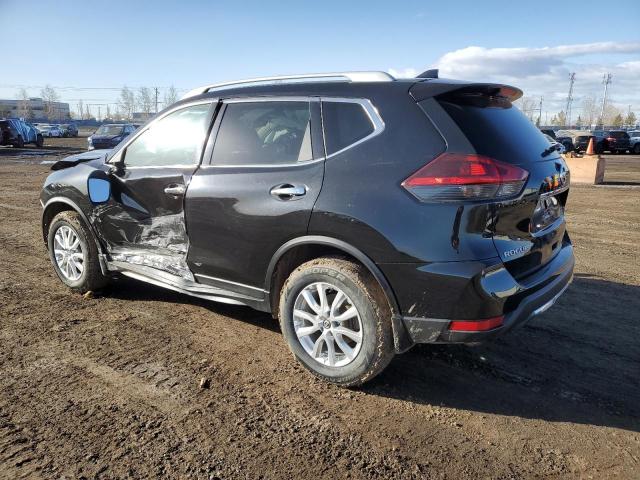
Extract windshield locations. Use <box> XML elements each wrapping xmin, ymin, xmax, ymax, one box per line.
<box><xmin>95</xmin><ymin>125</ymin><xmax>124</xmax><ymax>136</ymax></box>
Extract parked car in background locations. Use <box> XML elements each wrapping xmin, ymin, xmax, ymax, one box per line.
<box><xmin>37</xmin><ymin>125</ymin><xmax>63</xmax><ymax>138</ymax></box>
<box><xmin>629</xmin><ymin>132</ymin><xmax>640</xmax><ymax>154</ymax></box>
<box><xmin>60</xmin><ymin>123</ymin><xmax>79</xmax><ymax>137</ymax></box>
<box><xmin>574</xmin><ymin>134</ymin><xmax>595</xmax><ymax>153</ymax></box>
<box><xmin>0</xmin><ymin>118</ymin><xmax>44</xmax><ymax>148</ymax></box>
<box><xmin>592</xmin><ymin>130</ymin><xmax>630</xmax><ymax>153</ymax></box>
<box><xmin>544</xmin><ymin>133</ymin><xmax>566</xmax><ymax>154</ymax></box>
<box><xmin>41</xmin><ymin>71</ymin><xmax>574</xmax><ymax>386</ymax></box>
<box><xmin>555</xmin><ymin>135</ymin><xmax>574</xmax><ymax>153</ymax></box>
<box><xmin>87</xmin><ymin>124</ymin><xmax>136</xmax><ymax>150</ymax></box>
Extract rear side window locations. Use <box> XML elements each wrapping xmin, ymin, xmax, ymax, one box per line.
<box><xmin>439</xmin><ymin>99</ymin><xmax>555</xmax><ymax>163</ymax></box>
<box><xmin>322</xmin><ymin>101</ymin><xmax>374</xmax><ymax>155</ymax></box>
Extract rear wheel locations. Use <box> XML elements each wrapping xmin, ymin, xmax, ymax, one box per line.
<box><xmin>36</xmin><ymin>134</ymin><xmax>44</xmax><ymax>148</ymax></box>
<box><xmin>13</xmin><ymin>136</ymin><xmax>24</xmax><ymax>148</ymax></box>
<box><xmin>634</xmin><ymin>144</ymin><xmax>640</xmax><ymax>154</ymax></box>
<box><xmin>278</xmin><ymin>257</ymin><xmax>394</xmax><ymax>387</ymax></box>
<box><xmin>47</xmin><ymin>211</ymin><xmax>109</xmax><ymax>293</ymax></box>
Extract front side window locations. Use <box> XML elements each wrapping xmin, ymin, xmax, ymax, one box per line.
<box><xmin>322</xmin><ymin>101</ymin><xmax>374</xmax><ymax>155</ymax></box>
<box><xmin>211</xmin><ymin>101</ymin><xmax>312</xmax><ymax>166</ymax></box>
<box><xmin>123</xmin><ymin>103</ymin><xmax>211</xmax><ymax>167</ymax></box>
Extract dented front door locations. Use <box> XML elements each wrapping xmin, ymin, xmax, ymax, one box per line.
<box><xmin>93</xmin><ymin>101</ymin><xmax>215</xmax><ymax>279</ymax></box>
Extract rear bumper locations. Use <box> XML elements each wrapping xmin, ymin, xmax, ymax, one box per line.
<box><xmin>399</xmin><ymin>243</ymin><xmax>574</xmax><ymax>344</ymax></box>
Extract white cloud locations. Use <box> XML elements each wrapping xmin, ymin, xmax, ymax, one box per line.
<box><xmin>390</xmin><ymin>42</ymin><xmax>640</xmax><ymax>118</ymax></box>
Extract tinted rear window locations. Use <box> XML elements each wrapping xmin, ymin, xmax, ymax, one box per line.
<box><xmin>322</xmin><ymin>101</ymin><xmax>374</xmax><ymax>155</ymax></box>
<box><xmin>439</xmin><ymin>99</ymin><xmax>555</xmax><ymax>163</ymax></box>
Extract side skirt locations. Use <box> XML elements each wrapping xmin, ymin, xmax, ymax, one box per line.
<box><xmin>107</xmin><ymin>260</ymin><xmax>270</xmax><ymax>312</ymax></box>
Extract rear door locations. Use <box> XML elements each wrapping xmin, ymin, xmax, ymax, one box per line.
<box><xmin>95</xmin><ymin>101</ymin><xmax>215</xmax><ymax>279</ymax></box>
<box><xmin>436</xmin><ymin>90</ymin><xmax>570</xmax><ymax>279</ymax></box>
<box><xmin>185</xmin><ymin>97</ymin><xmax>325</xmax><ymax>292</ymax></box>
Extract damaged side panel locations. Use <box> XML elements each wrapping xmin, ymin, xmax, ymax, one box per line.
<box><xmin>90</xmin><ymin>167</ymin><xmax>198</xmax><ymax>281</ymax></box>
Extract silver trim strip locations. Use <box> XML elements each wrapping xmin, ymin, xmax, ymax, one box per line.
<box><xmin>194</xmin><ymin>273</ymin><xmax>266</xmax><ymax>293</ymax></box>
<box><xmin>181</xmin><ymin>71</ymin><xmax>394</xmax><ymax>100</ymax></box>
<box><xmin>322</xmin><ymin>97</ymin><xmax>386</xmax><ymax>158</ymax></box>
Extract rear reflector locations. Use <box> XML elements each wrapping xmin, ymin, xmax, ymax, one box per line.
<box><xmin>402</xmin><ymin>153</ymin><xmax>528</xmax><ymax>202</ymax></box>
<box><xmin>448</xmin><ymin>316</ymin><xmax>504</xmax><ymax>332</ymax></box>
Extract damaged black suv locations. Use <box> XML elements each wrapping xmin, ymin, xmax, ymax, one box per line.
<box><xmin>41</xmin><ymin>71</ymin><xmax>574</xmax><ymax>386</ymax></box>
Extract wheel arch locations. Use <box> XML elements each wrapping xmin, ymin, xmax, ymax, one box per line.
<box><xmin>266</xmin><ymin>236</ymin><xmax>413</xmax><ymax>353</ymax></box>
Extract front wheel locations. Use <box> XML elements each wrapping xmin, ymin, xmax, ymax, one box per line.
<box><xmin>13</xmin><ymin>136</ymin><xmax>24</xmax><ymax>148</ymax></box>
<box><xmin>47</xmin><ymin>211</ymin><xmax>109</xmax><ymax>293</ymax></box>
<box><xmin>36</xmin><ymin>134</ymin><xmax>44</xmax><ymax>148</ymax></box>
<box><xmin>279</xmin><ymin>257</ymin><xmax>394</xmax><ymax>387</ymax></box>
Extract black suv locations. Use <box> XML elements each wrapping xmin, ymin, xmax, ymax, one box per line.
<box><xmin>593</xmin><ymin>130</ymin><xmax>631</xmax><ymax>153</ymax></box>
<box><xmin>40</xmin><ymin>71</ymin><xmax>574</xmax><ymax>386</ymax></box>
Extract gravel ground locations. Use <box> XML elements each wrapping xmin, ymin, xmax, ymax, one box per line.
<box><xmin>1</xmin><ymin>139</ymin><xmax>639</xmax><ymax>479</ymax></box>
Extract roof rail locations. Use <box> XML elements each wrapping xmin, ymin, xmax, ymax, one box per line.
<box><xmin>180</xmin><ymin>71</ymin><xmax>395</xmax><ymax>100</ymax></box>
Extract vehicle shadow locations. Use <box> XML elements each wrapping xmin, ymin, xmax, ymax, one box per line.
<box><xmin>365</xmin><ymin>275</ymin><xmax>640</xmax><ymax>432</ymax></box>
<box><xmin>106</xmin><ymin>274</ymin><xmax>640</xmax><ymax>432</ymax></box>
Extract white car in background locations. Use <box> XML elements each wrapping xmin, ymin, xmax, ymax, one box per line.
<box><xmin>37</xmin><ymin>125</ymin><xmax>63</xmax><ymax>138</ymax></box>
<box><xmin>628</xmin><ymin>130</ymin><xmax>640</xmax><ymax>154</ymax></box>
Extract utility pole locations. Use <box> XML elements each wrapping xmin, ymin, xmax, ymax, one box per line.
<box><xmin>154</xmin><ymin>87</ymin><xmax>159</xmax><ymax>114</ymax></box>
<box><xmin>537</xmin><ymin>96</ymin><xmax>543</xmax><ymax>126</ymax></box>
<box><xmin>565</xmin><ymin>72</ymin><xmax>575</xmax><ymax>127</ymax></box>
<box><xmin>599</xmin><ymin>73</ymin><xmax>612</xmax><ymax>127</ymax></box>
<box><xmin>98</xmin><ymin>106</ymin><xmax>101</xmax><ymax>122</ymax></box>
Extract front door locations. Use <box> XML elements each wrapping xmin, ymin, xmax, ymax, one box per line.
<box><xmin>185</xmin><ymin>98</ymin><xmax>325</xmax><ymax>292</ymax></box>
<box><xmin>94</xmin><ymin>101</ymin><xmax>215</xmax><ymax>279</ymax></box>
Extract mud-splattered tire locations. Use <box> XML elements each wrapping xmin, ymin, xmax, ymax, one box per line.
<box><xmin>279</xmin><ymin>257</ymin><xmax>395</xmax><ymax>387</ymax></box>
<box><xmin>47</xmin><ymin>211</ymin><xmax>109</xmax><ymax>293</ymax></box>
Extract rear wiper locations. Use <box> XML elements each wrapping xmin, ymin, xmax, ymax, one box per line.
<box><xmin>541</xmin><ymin>143</ymin><xmax>562</xmax><ymax>157</ymax></box>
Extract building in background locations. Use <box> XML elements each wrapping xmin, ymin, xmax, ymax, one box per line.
<box><xmin>0</xmin><ymin>98</ymin><xmax>70</xmax><ymax>121</ymax></box>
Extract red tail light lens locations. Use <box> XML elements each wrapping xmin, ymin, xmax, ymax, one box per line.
<box><xmin>402</xmin><ymin>153</ymin><xmax>529</xmax><ymax>202</ymax></box>
<box><xmin>606</xmin><ymin>137</ymin><xmax>616</xmax><ymax>142</ymax></box>
<box><xmin>448</xmin><ymin>316</ymin><xmax>504</xmax><ymax>332</ymax></box>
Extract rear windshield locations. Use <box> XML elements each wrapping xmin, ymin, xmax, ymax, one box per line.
<box><xmin>0</xmin><ymin>121</ymin><xmax>9</xmax><ymax>128</ymax></box>
<box><xmin>576</xmin><ymin>136</ymin><xmax>592</xmax><ymax>141</ymax></box>
<box><xmin>95</xmin><ymin>125</ymin><xmax>124</xmax><ymax>136</ymax></box>
<box><xmin>609</xmin><ymin>131</ymin><xmax>629</xmax><ymax>139</ymax></box>
<box><xmin>439</xmin><ymin>98</ymin><xmax>555</xmax><ymax>163</ymax></box>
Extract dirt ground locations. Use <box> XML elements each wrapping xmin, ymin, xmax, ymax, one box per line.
<box><xmin>1</xmin><ymin>139</ymin><xmax>639</xmax><ymax>479</ymax></box>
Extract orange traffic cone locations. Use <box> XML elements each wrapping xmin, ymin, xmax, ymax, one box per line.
<box><xmin>586</xmin><ymin>137</ymin><xmax>595</xmax><ymax>155</ymax></box>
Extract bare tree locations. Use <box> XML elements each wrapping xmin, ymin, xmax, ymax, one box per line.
<box><xmin>516</xmin><ymin>96</ymin><xmax>538</xmax><ymax>122</ymax></box>
<box><xmin>17</xmin><ymin>88</ymin><xmax>34</xmax><ymax>120</ymax></box>
<box><xmin>581</xmin><ymin>95</ymin><xmax>598</xmax><ymax>128</ymax></box>
<box><xmin>625</xmin><ymin>111</ymin><xmax>637</xmax><ymax>127</ymax></box>
<box><xmin>163</xmin><ymin>85</ymin><xmax>178</xmax><ymax>108</ymax></box>
<box><xmin>76</xmin><ymin>100</ymin><xmax>85</xmax><ymax>120</ymax></box>
<box><xmin>40</xmin><ymin>85</ymin><xmax>60</xmax><ymax>120</ymax></box>
<box><xmin>137</xmin><ymin>87</ymin><xmax>154</xmax><ymax>119</ymax></box>
<box><xmin>611</xmin><ymin>114</ymin><xmax>624</xmax><ymax>128</ymax></box>
<box><xmin>602</xmin><ymin>103</ymin><xmax>621</xmax><ymax>126</ymax></box>
<box><xmin>118</xmin><ymin>86</ymin><xmax>136</xmax><ymax>120</ymax></box>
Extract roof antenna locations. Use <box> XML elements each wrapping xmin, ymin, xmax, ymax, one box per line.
<box><xmin>417</xmin><ymin>69</ymin><xmax>439</xmax><ymax>79</ymax></box>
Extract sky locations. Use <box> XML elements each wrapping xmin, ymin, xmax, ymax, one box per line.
<box><xmin>1</xmin><ymin>0</ymin><xmax>639</xmax><ymax>120</ymax></box>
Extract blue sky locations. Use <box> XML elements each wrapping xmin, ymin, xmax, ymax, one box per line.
<box><xmin>1</xmin><ymin>0</ymin><xmax>639</xmax><ymax>118</ymax></box>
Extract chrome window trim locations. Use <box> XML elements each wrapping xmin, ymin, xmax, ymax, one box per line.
<box><xmin>107</xmin><ymin>98</ymin><xmax>216</xmax><ymax>166</ymax></box>
<box><xmin>321</xmin><ymin>97</ymin><xmax>386</xmax><ymax>159</ymax></box>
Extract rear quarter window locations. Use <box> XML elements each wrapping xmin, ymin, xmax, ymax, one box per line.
<box><xmin>322</xmin><ymin>101</ymin><xmax>374</xmax><ymax>155</ymax></box>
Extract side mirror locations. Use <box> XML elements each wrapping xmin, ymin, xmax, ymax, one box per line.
<box><xmin>87</xmin><ymin>171</ymin><xmax>111</xmax><ymax>204</ymax></box>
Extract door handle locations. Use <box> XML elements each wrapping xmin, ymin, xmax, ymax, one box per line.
<box><xmin>270</xmin><ymin>184</ymin><xmax>307</xmax><ymax>199</ymax></box>
<box><xmin>164</xmin><ymin>184</ymin><xmax>186</xmax><ymax>196</ymax></box>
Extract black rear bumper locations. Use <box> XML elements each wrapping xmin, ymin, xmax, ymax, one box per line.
<box><xmin>401</xmin><ymin>243</ymin><xmax>574</xmax><ymax>344</ymax></box>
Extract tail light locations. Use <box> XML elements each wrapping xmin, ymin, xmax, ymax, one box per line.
<box><xmin>606</xmin><ymin>137</ymin><xmax>616</xmax><ymax>143</ymax></box>
<box><xmin>402</xmin><ymin>153</ymin><xmax>529</xmax><ymax>202</ymax></box>
<box><xmin>448</xmin><ymin>316</ymin><xmax>504</xmax><ymax>332</ymax></box>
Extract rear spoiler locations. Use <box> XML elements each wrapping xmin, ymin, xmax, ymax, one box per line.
<box><xmin>409</xmin><ymin>79</ymin><xmax>523</xmax><ymax>103</ymax></box>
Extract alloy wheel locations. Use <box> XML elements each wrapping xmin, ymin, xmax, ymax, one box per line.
<box><xmin>53</xmin><ymin>225</ymin><xmax>85</xmax><ymax>281</ymax></box>
<box><xmin>292</xmin><ymin>282</ymin><xmax>363</xmax><ymax>367</ymax></box>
